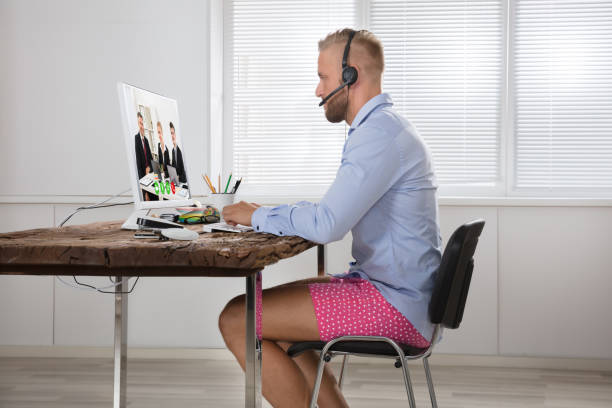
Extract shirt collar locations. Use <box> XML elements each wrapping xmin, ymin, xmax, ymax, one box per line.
<box><xmin>349</xmin><ymin>93</ymin><xmax>393</xmax><ymax>133</ymax></box>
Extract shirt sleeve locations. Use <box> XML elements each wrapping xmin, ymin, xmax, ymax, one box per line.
<box><xmin>250</xmin><ymin>125</ymin><xmax>402</xmax><ymax>244</ymax></box>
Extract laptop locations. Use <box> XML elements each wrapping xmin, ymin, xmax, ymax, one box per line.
<box><xmin>150</xmin><ymin>160</ymin><xmax>162</xmax><ymax>179</ymax></box>
<box><xmin>167</xmin><ymin>164</ymin><xmax>180</xmax><ymax>185</ymax></box>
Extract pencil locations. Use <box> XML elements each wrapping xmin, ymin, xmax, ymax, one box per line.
<box><xmin>224</xmin><ymin>174</ymin><xmax>232</xmax><ymax>194</ymax></box>
<box><xmin>231</xmin><ymin>177</ymin><xmax>242</xmax><ymax>194</ymax></box>
<box><xmin>204</xmin><ymin>174</ymin><xmax>216</xmax><ymax>193</ymax></box>
<box><xmin>202</xmin><ymin>174</ymin><xmax>215</xmax><ymax>193</ymax></box>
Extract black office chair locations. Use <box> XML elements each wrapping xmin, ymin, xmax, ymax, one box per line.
<box><xmin>287</xmin><ymin>219</ymin><xmax>485</xmax><ymax>408</ymax></box>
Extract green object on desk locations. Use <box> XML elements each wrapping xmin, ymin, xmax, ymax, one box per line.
<box><xmin>224</xmin><ymin>174</ymin><xmax>232</xmax><ymax>193</ymax></box>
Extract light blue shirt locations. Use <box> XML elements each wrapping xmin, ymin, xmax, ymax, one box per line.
<box><xmin>251</xmin><ymin>93</ymin><xmax>442</xmax><ymax>341</ymax></box>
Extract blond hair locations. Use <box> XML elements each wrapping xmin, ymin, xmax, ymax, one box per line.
<box><xmin>318</xmin><ymin>28</ymin><xmax>384</xmax><ymax>79</ymax></box>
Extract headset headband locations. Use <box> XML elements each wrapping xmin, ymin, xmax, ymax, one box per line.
<box><xmin>342</xmin><ymin>30</ymin><xmax>356</xmax><ymax>71</ymax></box>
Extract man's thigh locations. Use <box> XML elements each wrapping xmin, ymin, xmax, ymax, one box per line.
<box><xmin>224</xmin><ymin>276</ymin><xmax>331</xmax><ymax>341</ymax></box>
<box><xmin>260</xmin><ymin>282</ymin><xmax>323</xmax><ymax>342</ymax></box>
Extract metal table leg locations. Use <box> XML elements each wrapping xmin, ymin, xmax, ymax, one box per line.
<box><xmin>317</xmin><ymin>244</ymin><xmax>326</xmax><ymax>276</ymax></box>
<box><xmin>113</xmin><ymin>276</ymin><xmax>128</xmax><ymax>408</ymax></box>
<box><xmin>245</xmin><ymin>270</ymin><xmax>262</xmax><ymax>408</ymax></box>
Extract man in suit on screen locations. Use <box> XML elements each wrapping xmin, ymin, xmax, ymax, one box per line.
<box><xmin>134</xmin><ymin>111</ymin><xmax>153</xmax><ymax>180</ymax></box>
<box><xmin>169</xmin><ymin>122</ymin><xmax>186</xmax><ymax>183</ymax></box>
<box><xmin>156</xmin><ymin>121</ymin><xmax>170</xmax><ymax>178</ymax></box>
<box><xmin>134</xmin><ymin>111</ymin><xmax>153</xmax><ymax>200</ymax></box>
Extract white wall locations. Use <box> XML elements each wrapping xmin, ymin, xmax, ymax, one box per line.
<box><xmin>0</xmin><ymin>0</ymin><xmax>209</xmax><ymax>198</ymax></box>
<box><xmin>1</xmin><ymin>1</ymin><xmax>611</xmax><ymax>360</ymax></box>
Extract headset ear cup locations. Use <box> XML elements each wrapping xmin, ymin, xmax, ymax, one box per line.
<box><xmin>343</xmin><ymin>66</ymin><xmax>358</xmax><ymax>86</ymax></box>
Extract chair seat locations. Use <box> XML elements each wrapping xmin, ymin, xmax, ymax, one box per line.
<box><xmin>287</xmin><ymin>340</ymin><xmax>429</xmax><ymax>359</ymax></box>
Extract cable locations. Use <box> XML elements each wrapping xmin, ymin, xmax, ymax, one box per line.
<box><xmin>73</xmin><ymin>276</ymin><xmax>140</xmax><ymax>294</ymax></box>
<box><xmin>56</xmin><ymin>275</ymin><xmax>140</xmax><ymax>294</ymax></box>
<box><xmin>58</xmin><ymin>188</ymin><xmax>132</xmax><ymax>227</ymax></box>
<box><xmin>56</xmin><ymin>275</ymin><xmax>129</xmax><ymax>292</ymax></box>
<box><xmin>56</xmin><ymin>187</ymin><xmax>139</xmax><ymax>294</ymax></box>
<box><xmin>345</xmin><ymin>83</ymin><xmax>350</xmax><ymax>141</ymax></box>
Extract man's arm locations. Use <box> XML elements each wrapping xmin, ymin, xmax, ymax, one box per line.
<box><xmin>250</xmin><ymin>126</ymin><xmax>402</xmax><ymax>244</ymax></box>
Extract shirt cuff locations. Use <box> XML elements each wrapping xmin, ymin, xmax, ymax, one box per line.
<box><xmin>251</xmin><ymin>206</ymin><xmax>272</xmax><ymax>233</ymax></box>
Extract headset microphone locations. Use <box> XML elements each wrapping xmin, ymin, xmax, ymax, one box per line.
<box><xmin>319</xmin><ymin>83</ymin><xmax>347</xmax><ymax>107</ymax></box>
<box><xmin>318</xmin><ymin>30</ymin><xmax>358</xmax><ymax>107</ymax></box>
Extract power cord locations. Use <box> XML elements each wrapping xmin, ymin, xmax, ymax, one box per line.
<box><xmin>58</xmin><ymin>188</ymin><xmax>133</xmax><ymax>227</ymax></box>
<box><xmin>55</xmin><ymin>275</ymin><xmax>139</xmax><ymax>294</ymax></box>
<box><xmin>56</xmin><ymin>187</ymin><xmax>139</xmax><ymax>294</ymax></box>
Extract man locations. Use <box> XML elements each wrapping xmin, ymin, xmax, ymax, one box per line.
<box><xmin>220</xmin><ymin>29</ymin><xmax>441</xmax><ymax>408</ymax></box>
<box><xmin>134</xmin><ymin>111</ymin><xmax>153</xmax><ymax>200</ymax></box>
<box><xmin>156</xmin><ymin>121</ymin><xmax>170</xmax><ymax>178</ymax></box>
<box><xmin>169</xmin><ymin>122</ymin><xmax>186</xmax><ymax>183</ymax></box>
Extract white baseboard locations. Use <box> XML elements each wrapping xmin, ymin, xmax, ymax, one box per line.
<box><xmin>1</xmin><ymin>345</ymin><xmax>610</xmax><ymax>371</ymax></box>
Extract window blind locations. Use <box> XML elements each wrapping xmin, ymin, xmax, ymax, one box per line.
<box><xmin>228</xmin><ymin>0</ymin><xmax>356</xmax><ymax>196</ymax></box>
<box><xmin>370</xmin><ymin>0</ymin><xmax>504</xmax><ymax>187</ymax></box>
<box><xmin>514</xmin><ymin>0</ymin><xmax>612</xmax><ymax>191</ymax></box>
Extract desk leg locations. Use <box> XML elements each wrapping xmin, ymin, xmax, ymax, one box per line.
<box><xmin>113</xmin><ymin>276</ymin><xmax>128</xmax><ymax>408</ymax></box>
<box><xmin>317</xmin><ymin>244</ymin><xmax>326</xmax><ymax>277</ymax></box>
<box><xmin>245</xmin><ymin>270</ymin><xmax>262</xmax><ymax>408</ymax></box>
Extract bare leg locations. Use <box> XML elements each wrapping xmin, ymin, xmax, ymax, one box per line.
<box><xmin>219</xmin><ymin>280</ymin><xmax>349</xmax><ymax>408</ymax></box>
<box><xmin>276</xmin><ymin>341</ymin><xmax>342</xmax><ymax>405</ymax></box>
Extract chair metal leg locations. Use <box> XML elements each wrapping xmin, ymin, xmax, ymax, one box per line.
<box><xmin>338</xmin><ymin>355</ymin><xmax>349</xmax><ymax>390</ymax></box>
<box><xmin>309</xmin><ymin>352</ymin><xmax>328</xmax><ymax>408</ymax></box>
<box><xmin>423</xmin><ymin>355</ymin><xmax>438</xmax><ymax>408</ymax></box>
<box><xmin>304</xmin><ymin>336</ymin><xmax>419</xmax><ymax>408</ymax></box>
<box><xmin>399</xmin><ymin>358</ymin><xmax>417</xmax><ymax>408</ymax></box>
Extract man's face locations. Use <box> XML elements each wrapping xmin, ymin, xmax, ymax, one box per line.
<box><xmin>316</xmin><ymin>46</ymin><xmax>348</xmax><ymax>123</ymax></box>
<box><xmin>138</xmin><ymin>116</ymin><xmax>144</xmax><ymax>134</ymax></box>
<box><xmin>170</xmin><ymin>127</ymin><xmax>176</xmax><ymax>145</ymax></box>
<box><xmin>157</xmin><ymin>125</ymin><xmax>164</xmax><ymax>144</ymax></box>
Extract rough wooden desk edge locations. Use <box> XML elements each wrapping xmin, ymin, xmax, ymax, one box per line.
<box><xmin>0</xmin><ymin>221</ymin><xmax>317</xmax><ymax>273</ymax></box>
<box><xmin>0</xmin><ymin>264</ymin><xmax>264</xmax><ymax>278</ymax></box>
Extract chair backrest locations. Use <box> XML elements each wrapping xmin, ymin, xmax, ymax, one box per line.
<box><xmin>428</xmin><ymin>219</ymin><xmax>485</xmax><ymax>329</ymax></box>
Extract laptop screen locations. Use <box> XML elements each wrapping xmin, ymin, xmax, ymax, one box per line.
<box><xmin>118</xmin><ymin>83</ymin><xmax>191</xmax><ymax>204</ymax></box>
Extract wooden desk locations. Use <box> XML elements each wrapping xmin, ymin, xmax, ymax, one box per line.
<box><xmin>0</xmin><ymin>221</ymin><xmax>324</xmax><ymax>408</ymax></box>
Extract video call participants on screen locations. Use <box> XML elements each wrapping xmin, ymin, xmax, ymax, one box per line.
<box><xmin>133</xmin><ymin>111</ymin><xmax>189</xmax><ymax>201</ymax></box>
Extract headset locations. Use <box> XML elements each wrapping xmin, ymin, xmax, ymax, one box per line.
<box><xmin>319</xmin><ymin>30</ymin><xmax>358</xmax><ymax>107</ymax></box>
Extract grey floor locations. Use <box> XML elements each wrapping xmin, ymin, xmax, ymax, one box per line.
<box><xmin>1</xmin><ymin>357</ymin><xmax>611</xmax><ymax>407</ymax></box>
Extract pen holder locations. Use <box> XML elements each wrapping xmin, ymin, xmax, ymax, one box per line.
<box><xmin>205</xmin><ymin>193</ymin><xmax>236</xmax><ymax>217</ymax></box>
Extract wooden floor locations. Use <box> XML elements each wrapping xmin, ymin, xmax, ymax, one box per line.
<box><xmin>1</xmin><ymin>357</ymin><xmax>611</xmax><ymax>407</ymax></box>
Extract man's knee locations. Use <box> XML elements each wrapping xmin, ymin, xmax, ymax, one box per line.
<box><xmin>218</xmin><ymin>294</ymin><xmax>245</xmax><ymax>339</ymax></box>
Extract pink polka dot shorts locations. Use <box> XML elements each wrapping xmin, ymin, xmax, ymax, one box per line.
<box><xmin>308</xmin><ymin>277</ymin><xmax>430</xmax><ymax>348</ymax></box>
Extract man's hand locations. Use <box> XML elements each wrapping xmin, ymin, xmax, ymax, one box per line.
<box><xmin>146</xmin><ymin>166</ymin><xmax>151</xmax><ymax>174</ymax></box>
<box><xmin>223</xmin><ymin>201</ymin><xmax>260</xmax><ymax>226</ymax></box>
